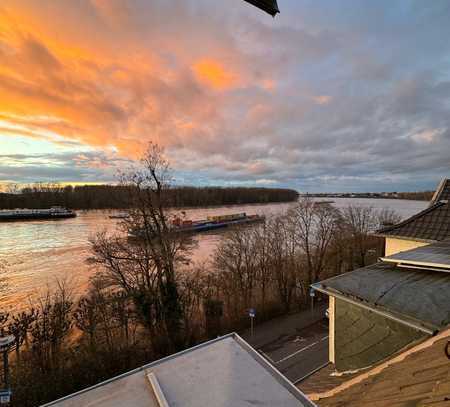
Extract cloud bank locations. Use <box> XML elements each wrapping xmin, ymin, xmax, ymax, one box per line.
<box><xmin>1</xmin><ymin>0</ymin><xmax>450</xmax><ymax>191</ymax></box>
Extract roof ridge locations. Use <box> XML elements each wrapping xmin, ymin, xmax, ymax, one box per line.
<box><xmin>430</xmin><ymin>178</ymin><xmax>450</xmax><ymax>206</ymax></box>
<box><xmin>308</xmin><ymin>327</ymin><xmax>450</xmax><ymax>402</ymax></box>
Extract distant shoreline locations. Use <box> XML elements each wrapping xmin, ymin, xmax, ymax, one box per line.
<box><xmin>300</xmin><ymin>192</ymin><xmax>432</xmax><ymax>201</ymax></box>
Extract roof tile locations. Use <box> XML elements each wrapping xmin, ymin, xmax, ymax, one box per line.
<box><xmin>378</xmin><ymin>179</ymin><xmax>450</xmax><ymax>241</ymax></box>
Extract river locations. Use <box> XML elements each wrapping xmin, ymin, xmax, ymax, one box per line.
<box><xmin>0</xmin><ymin>198</ymin><xmax>427</xmax><ymax>311</ymax></box>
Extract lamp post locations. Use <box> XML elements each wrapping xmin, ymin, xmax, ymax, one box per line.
<box><xmin>309</xmin><ymin>287</ymin><xmax>315</xmax><ymax>317</ymax></box>
<box><xmin>249</xmin><ymin>308</ymin><xmax>256</xmax><ymax>337</ymax></box>
<box><xmin>0</xmin><ymin>335</ymin><xmax>14</xmax><ymax>404</ymax></box>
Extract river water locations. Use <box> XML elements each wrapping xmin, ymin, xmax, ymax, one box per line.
<box><xmin>0</xmin><ymin>198</ymin><xmax>427</xmax><ymax>311</ymax></box>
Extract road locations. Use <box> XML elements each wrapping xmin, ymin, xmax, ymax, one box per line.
<box><xmin>241</xmin><ymin>304</ymin><xmax>329</xmax><ymax>384</ymax></box>
<box><xmin>258</xmin><ymin>320</ymin><xmax>329</xmax><ymax>383</ymax></box>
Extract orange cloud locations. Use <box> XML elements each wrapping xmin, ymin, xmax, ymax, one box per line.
<box><xmin>193</xmin><ymin>59</ymin><xmax>237</xmax><ymax>90</ymax></box>
<box><xmin>0</xmin><ymin>1</ymin><xmax>279</xmax><ymax>182</ymax></box>
<box><xmin>313</xmin><ymin>95</ymin><xmax>332</xmax><ymax>105</ymax></box>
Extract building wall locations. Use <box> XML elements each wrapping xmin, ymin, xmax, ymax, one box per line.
<box><xmin>334</xmin><ymin>298</ymin><xmax>427</xmax><ymax>372</ymax></box>
<box><xmin>329</xmin><ymin>296</ymin><xmax>335</xmax><ymax>364</ymax></box>
<box><xmin>385</xmin><ymin>237</ymin><xmax>429</xmax><ymax>256</ymax></box>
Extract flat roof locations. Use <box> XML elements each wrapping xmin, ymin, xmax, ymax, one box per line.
<box><xmin>381</xmin><ymin>239</ymin><xmax>450</xmax><ymax>270</ymax></box>
<box><xmin>313</xmin><ymin>262</ymin><xmax>450</xmax><ymax>332</ymax></box>
<box><xmin>42</xmin><ymin>333</ymin><xmax>315</xmax><ymax>407</ymax></box>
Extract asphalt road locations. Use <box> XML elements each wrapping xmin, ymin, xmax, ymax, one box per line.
<box><xmin>257</xmin><ymin>319</ymin><xmax>329</xmax><ymax>383</ymax></box>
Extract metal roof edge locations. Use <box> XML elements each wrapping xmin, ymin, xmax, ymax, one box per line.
<box><xmin>381</xmin><ymin>257</ymin><xmax>450</xmax><ymax>271</ymax></box>
<box><xmin>146</xmin><ymin>372</ymin><xmax>169</xmax><ymax>407</ymax></box>
<box><xmin>311</xmin><ymin>283</ymin><xmax>437</xmax><ymax>336</ymax></box>
<box><xmin>234</xmin><ymin>333</ymin><xmax>317</xmax><ymax>406</ymax></box>
<box><xmin>430</xmin><ymin>178</ymin><xmax>448</xmax><ymax>206</ymax></box>
<box><xmin>41</xmin><ymin>332</ymin><xmax>316</xmax><ymax>407</ymax></box>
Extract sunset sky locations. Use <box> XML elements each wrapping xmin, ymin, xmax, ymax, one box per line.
<box><xmin>1</xmin><ymin>0</ymin><xmax>450</xmax><ymax>192</ymax></box>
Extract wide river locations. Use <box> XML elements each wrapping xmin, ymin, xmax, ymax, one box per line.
<box><xmin>0</xmin><ymin>198</ymin><xmax>427</xmax><ymax>311</ymax></box>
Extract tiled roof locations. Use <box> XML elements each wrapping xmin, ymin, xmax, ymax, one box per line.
<box><xmin>297</xmin><ymin>364</ymin><xmax>360</xmax><ymax>396</ymax></box>
<box><xmin>377</xmin><ymin>178</ymin><xmax>450</xmax><ymax>242</ymax></box>
<box><xmin>314</xmin><ymin>330</ymin><xmax>450</xmax><ymax>407</ymax></box>
<box><xmin>313</xmin><ymin>262</ymin><xmax>450</xmax><ymax>332</ymax></box>
<box><xmin>431</xmin><ymin>178</ymin><xmax>450</xmax><ymax>203</ymax></box>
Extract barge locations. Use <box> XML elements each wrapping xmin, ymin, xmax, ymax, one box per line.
<box><xmin>109</xmin><ymin>212</ymin><xmax>129</xmax><ymax>219</ymax></box>
<box><xmin>130</xmin><ymin>212</ymin><xmax>264</xmax><ymax>238</ymax></box>
<box><xmin>0</xmin><ymin>207</ymin><xmax>77</xmax><ymax>222</ymax></box>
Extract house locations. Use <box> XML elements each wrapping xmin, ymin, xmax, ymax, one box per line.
<box><xmin>302</xmin><ymin>326</ymin><xmax>450</xmax><ymax>406</ymax></box>
<box><xmin>312</xmin><ymin>257</ymin><xmax>450</xmax><ymax>372</ymax></box>
<box><xmin>377</xmin><ymin>178</ymin><xmax>450</xmax><ymax>256</ymax></box>
<box><xmin>41</xmin><ymin>333</ymin><xmax>315</xmax><ymax>407</ymax></box>
<box><xmin>296</xmin><ymin>180</ymin><xmax>450</xmax><ymax>405</ymax></box>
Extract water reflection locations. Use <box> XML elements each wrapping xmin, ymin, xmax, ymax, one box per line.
<box><xmin>0</xmin><ymin>198</ymin><xmax>427</xmax><ymax>310</ymax></box>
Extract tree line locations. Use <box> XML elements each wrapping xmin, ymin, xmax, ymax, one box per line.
<box><xmin>0</xmin><ymin>184</ymin><xmax>299</xmax><ymax>210</ymax></box>
<box><xmin>0</xmin><ymin>144</ymin><xmax>401</xmax><ymax>405</ymax></box>
<box><xmin>395</xmin><ymin>191</ymin><xmax>434</xmax><ymax>201</ymax></box>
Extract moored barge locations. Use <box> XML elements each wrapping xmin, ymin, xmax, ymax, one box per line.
<box><xmin>0</xmin><ymin>207</ymin><xmax>77</xmax><ymax>222</ymax></box>
<box><xmin>129</xmin><ymin>212</ymin><xmax>264</xmax><ymax>238</ymax></box>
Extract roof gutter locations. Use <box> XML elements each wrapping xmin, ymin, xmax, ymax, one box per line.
<box><xmin>311</xmin><ymin>284</ymin><xmax>437</xmax><ymax>336</ymax></box>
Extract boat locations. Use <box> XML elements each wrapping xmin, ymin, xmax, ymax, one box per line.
<box><xmin>0</xmin><ymin>206</ymin><xmax>77</xmax><ymax>222</ymax></box>
<box><xmin>129</xmin><ymin>212</ymin><xmax>265</xmax><ymax>238</ymax></box>
<box><xmin>109</xmin><ymin>212</ymin><xmax>129</xmax><ymax>219</ymax></box>
<box><xmin>314</xmin><ymin>200</ymin><xmax>335</xmax><ymax>205</ymax></box>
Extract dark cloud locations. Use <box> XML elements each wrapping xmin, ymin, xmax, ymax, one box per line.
<box><xmin>1</xmin><ymin>0</ymin><xmax>450</xmax><ymax>191</ymax></box>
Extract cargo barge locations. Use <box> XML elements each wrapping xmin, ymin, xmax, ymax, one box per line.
<box><xmin>0</xmin><ymin>207</ymin><xmax>77</xmax><ymax>222</ymax></box>
<box><xmin>130</xmin><ymin>212</ymin><xmax>264</xmax><ymax>238</ymax></box>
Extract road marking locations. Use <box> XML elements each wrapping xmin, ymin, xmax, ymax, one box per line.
<box><xmin>275</xmin><ymin>335</ymin><xmax>329</xmax><ymax>365</ymax></box>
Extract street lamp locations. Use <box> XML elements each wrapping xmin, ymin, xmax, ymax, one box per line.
<box><xmin>0</xmin><ymin>335</ymin><xmax>14</xmax><ymax>404</ymax></box>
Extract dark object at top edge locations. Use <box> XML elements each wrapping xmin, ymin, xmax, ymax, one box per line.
<box><xmin>244</xmin><ymin>0</ymin><xmax>280</xmax><ymax>17</ymax></box>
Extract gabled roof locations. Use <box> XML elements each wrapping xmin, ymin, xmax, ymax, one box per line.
<box><xmin>313</xmin><ymin>328</ymin><xmax>450</xmax><ymax>407</ymax></box>
<box><xmin>377</xmin><ymin>178</ymin><xmax>450</xmax><ymax>242</ymax></box>
<box><xmin>430</xmin><ymin>178</ymin><xmax>450</xmax><ymax>204</ymax></box>
<box><xmin>42</xmin><ymin>333</ymin><xmax>315</xmax><ymax>407</ymax></box>
<box><xmin>313</xmin><ymin>262</ymin><xmax>450</xmax><ymax>334</ymax></box>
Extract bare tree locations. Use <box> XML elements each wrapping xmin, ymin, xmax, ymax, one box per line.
<box><xmin>29</xmin><ymin>282</ymin><xmax>73</xmax><ymax>372</ymax></box>
<box><xmin>376</xmin><ymin>208</ymin><xmax>402</xmax><ymax>228</ymax></box>
<box><xmin>289</xmin><ymin>198</ymin><xmax>339</xmax><ymax>286</ymax></box>
<box><xmin>214</xmin><ymin>227</ymin><xmax>258</xmax><ymax>317</ymax></box>
<box><xmin>338</xmin><ymin>205</ymin><xmax>397</xmax><ymax>268</ymax></box>
<box><xmin>91</xmin><ymin>143</ymin><xmax>192</xmax><ymax>352</ymax></box>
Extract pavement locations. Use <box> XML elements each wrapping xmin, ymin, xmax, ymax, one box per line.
<box><xmin>241</xmin><ymin>302</ymin><xmax>329</xmax><ymax>384</ymax></box>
